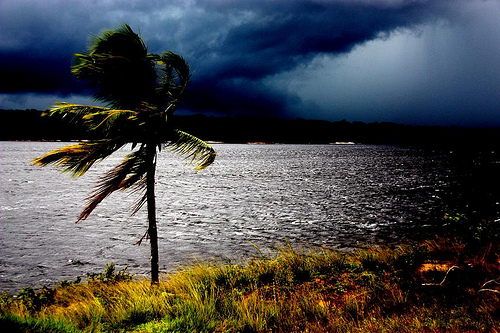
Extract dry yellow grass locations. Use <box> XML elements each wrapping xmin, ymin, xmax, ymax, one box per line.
<box><xmin>1</xmin><ymin>239</ymin><xmax>499</xmax><ymax>332</ymax></box>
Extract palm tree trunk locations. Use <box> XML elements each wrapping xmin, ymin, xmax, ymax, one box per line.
<box><xmin>146</xmin><ymin>144</ymin><xmax>159</xmax><ymax>284</ymax></box>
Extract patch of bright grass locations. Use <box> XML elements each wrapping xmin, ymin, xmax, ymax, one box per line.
<box><xmin>1</xmin><ymin>234</ymin><xmax>499</xmax><ymax>332</ymax></box>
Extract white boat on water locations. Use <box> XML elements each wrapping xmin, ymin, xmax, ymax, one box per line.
<box><xmin>330</xmin><ymin>142</ymin><xmax>355</xmax><ymax>145</ymax></box>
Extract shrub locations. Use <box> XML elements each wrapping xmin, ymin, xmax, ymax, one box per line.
<box><xmin>17</xmin><ymin>286</ymin><xmax>55</xmax><ymax>313</ymax></box>
<box><xmin>86</xmin><ymin>263</ymin><xmax>132</xmax><ymax>284</ymax></box>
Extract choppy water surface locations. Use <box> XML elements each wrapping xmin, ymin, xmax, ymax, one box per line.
<box><xmin>0</xmin><ymin>142</ymin><xmax>492</xmax><ymax>292</ymax></box>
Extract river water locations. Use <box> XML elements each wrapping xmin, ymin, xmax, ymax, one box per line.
<box><xmin>0</xmin><ymin>142</ymin><xmax>497</xmax><ymax>293</ymax></box>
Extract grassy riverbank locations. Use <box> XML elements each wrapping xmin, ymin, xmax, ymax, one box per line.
<box><xmin>1</xmin><ymin>218</ymin><xmax>499</xmax><ymax>332</ymax></box>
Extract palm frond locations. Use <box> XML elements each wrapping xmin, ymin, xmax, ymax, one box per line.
<box><xmin>157</xmin><ymin>52</ymin><xmax>191</xmax><ymax>115</ymax></box>
<box><xmin>78</xmin><ymin>147</ymin><xmax>149</xmax><ymax>221</ymax></box>
<box><xmin>46</xmin><ymin>102</ymin><xmax>109</xmax><ymax>123</ymax></box>
<box><xmin>159</xmin><ymin>52</ymin><xmax>191</xmax><ymax>88</ymax></box>
<box><xmin>130</xmin><ymin>188</ymin><xmax>148</xmax><ymax>216</ymax></box>
<box><xmin>92</xmin><ymin>24</ymin><xmax>148</xmax><ymax>56</ymax></box>
<box><xmin>166</xmin><ymin>130</ymin><xmax>217</xmax><ymax>170</ymax></box>
<box><xmin>33</xmin><ymin>139</ymin><xmax>125</xmax><ymax>177</ymax></box>
<box><xmin>72</xmin><ymin>24</ymin><xmax>157</xmax><ymax>109</ymax></box>
<box><xmin>82</xmin><ymin>108</ymin><xmax>139</xmax><ymax>133</ymax></box>
<box><xmin>47</xmin><ymin>103</ymin><xmax>139</xmax><ymax>134</ymax></box>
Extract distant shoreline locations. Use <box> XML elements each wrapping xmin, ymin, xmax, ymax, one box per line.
<box><xmin>1</xmin><ymin>109</ymin><xmax>499</xmax><ymax>150</ymax></box>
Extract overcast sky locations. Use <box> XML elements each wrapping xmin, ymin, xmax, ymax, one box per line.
<box><xmin>1</xmin><ymin>0</ymin><xmax>499</xmax><ymax>127</ymax></box>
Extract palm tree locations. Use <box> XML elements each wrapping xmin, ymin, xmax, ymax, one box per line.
<box><xmin>33</xmin><ymin>24</ymin><xmax>216</xmax><ymax>284</ymax></box>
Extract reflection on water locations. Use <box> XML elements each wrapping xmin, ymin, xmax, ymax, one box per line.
<box><xmin>0</xmin><ymin>142</ymin><xmax>495</xmax><ymax>292</ymax></box>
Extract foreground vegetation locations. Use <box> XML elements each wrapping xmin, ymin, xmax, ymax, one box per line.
<box><xmin>1</xmin><ymin>215</ymin><xmax>499</xmax><ymax>332</ymax></box>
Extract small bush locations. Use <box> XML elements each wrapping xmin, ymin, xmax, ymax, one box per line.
<box><xmin>17</xmin><ymin>286</ymin><xmax>55</xmax><ymax>313</ymax></box>
<box><xmin>86</xmin><ymin>263</ymin><xmax>132</xmax><ymax>284</ymax></box>
<box><xmin>443</xmin><ymin>212</ymin><xmax>500</xmax><ymax>251</ymax></box>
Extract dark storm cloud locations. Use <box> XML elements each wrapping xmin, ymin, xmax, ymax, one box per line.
<box><xmin>0</xmin><ymin>53</ymin><xmax>83</xmax><ymax>94</ymax></box>
<box><xmin>152</xmin><ymin>0</ymin><xmax>458</xmax><ymax>115</ymax></box>
<box><xmin>196</xmin><ymin>1</ymin><xmax>427</xmax><ymax>78</ymax></box>
<box><xmin>1</xmin><ymin>1</ymin><xmax>77</xmax><ymax>93</ymax></box>
<box><xmin>0</xmin><ymin>0</ymin><xmax>147</xmax><ymax>94</ymax></box>
<box><xmin>1</xmin><ymin>0</ymin><xmax>497</xmax><ymax>123</ymax></box>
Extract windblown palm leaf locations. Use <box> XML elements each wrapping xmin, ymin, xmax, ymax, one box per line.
<box><xmin>33</xmin><ymin>139</ymin><xmax>126</xmax><ymax>177</ymax></box>
<box><xmin>157</xmin><ymin>52</ymin><xmax>191</xmax><ymax>113</ymax></box>
<box><xmin>47</xmin><ymin>102</ymin><xmax>139</xmax><ymax>135</ymax></box>
<box><xmin>167</xmin><ymin>130</ymin><xmax>217</xmax><ymax>170</ymax></box>
<box><xmin>34</xmin><ymin>24</ymin><xmax>216</xmax><ymax>284</ymax></box>
<box><xmin>72</xmin><ymin>25</ymin><xmax>157</xmax><ymax>109</ymax></box>
<box><xmin>77</xmin><ymin>146</ymin><xmax>149</xmax><ymax>221</ymax></box>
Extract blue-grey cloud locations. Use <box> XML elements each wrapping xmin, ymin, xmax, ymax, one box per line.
<box><xmin>1</xmin><ymin>0</ymin><xmax>498</xmax><ymax>126</ymax></box>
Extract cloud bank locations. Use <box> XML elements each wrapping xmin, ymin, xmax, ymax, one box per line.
<box><xmin>1</xmin><ymin>0</ymin><xmax>498</xmax><ymax>126</ymax></box>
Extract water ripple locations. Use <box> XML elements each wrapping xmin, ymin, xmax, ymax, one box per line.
<box><xmin>0</xmin><ymin>142</ymin><xmax>491</xmax><ymax>293</ymax></box>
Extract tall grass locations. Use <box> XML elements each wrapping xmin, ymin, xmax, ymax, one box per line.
<box><xmin>1</xmin><ymin>233</ymin><xmax>498</xmax><ymax>332</ymax></box>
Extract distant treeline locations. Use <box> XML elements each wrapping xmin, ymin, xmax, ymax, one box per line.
<box><xmin>1</xmin><ymin>109</ymin><xmax>499</xmax><ymax>150</ymax></box>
